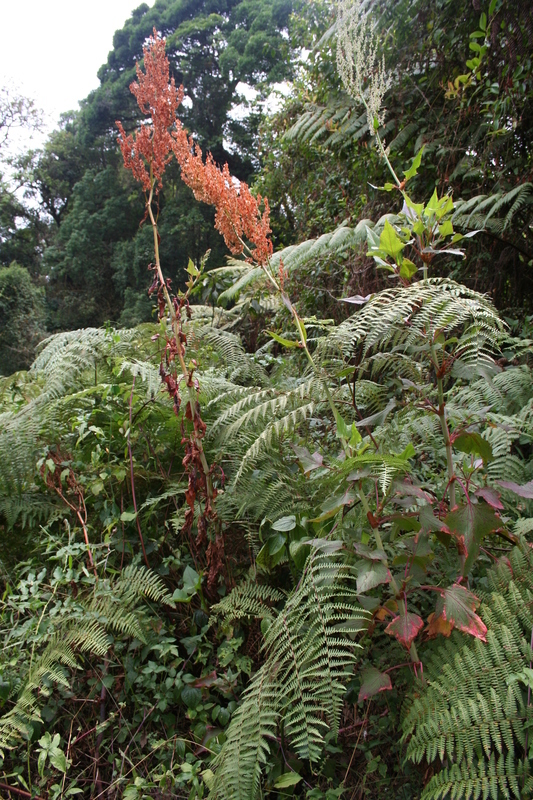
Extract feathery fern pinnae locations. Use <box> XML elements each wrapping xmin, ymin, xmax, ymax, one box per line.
<box><xmin>402</xmin><ymin>546</ymin><xmax>533</xmax><ymax>800</ymax></box>
<box><xmin>328</xmin><ymin>278</ymin><xmax>504</xmax><ymax>368</ymax></box>
<box><xmin>0</xmin><ymin>565</ymin><xmax>173</xmax><ymax>755</ymax></box>
<box><xmin>210</xmin><ymin>548</ymin><xmax>368</xmax><ymax>800</ymax></box>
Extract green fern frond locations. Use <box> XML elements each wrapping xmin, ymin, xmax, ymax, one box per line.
<box><xmin>233</xmin><ymin>402</ymin><xmax>316</xmax><ymax>484</ymax></box>
<box><xmin>211</xmin><ymin>580</ymin><xmax>285</xmax><ymax>623</ymax></box>
<box><xmin>402</xmin><ymin>545</ymin><xmax>533</xmax><ymax>800</ymax></box>
<box><xmin>0</xmin><ymin>565</ymin><xmax>172</xmax><ymax>754</ymax></box>
<box><xmin>210</xmin><ymin>549</ymin><xmax>368</xmax><ymax>800</ymax></box>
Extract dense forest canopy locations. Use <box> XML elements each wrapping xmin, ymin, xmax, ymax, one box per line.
<box><xmin>1</xmin><ymin>0</ymin><xmax>533</xmax><ymax>798</ymax></box>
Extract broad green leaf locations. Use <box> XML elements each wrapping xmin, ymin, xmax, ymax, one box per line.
<box><xmin>274</xmin><ymin>772</ymin><xmax>302</xmax><ymax>788</ymax></box>
<box><xmin>334</xmin><ymin>408</ymin><xmax>351</xmax><ymax>440</ymax></box>
<box><xmin>356</xmin><ymin>559</ymin><xmax>391</xmax><ymax>593</ymax></box>
<box><xmin>172</xmin><ymin>588</ymin><xmax>192</xmax><ymax>603</ymax></box>
<box><xmin>358</xmin><ymin>667</ymin><xmax>392</xmax><ymax>702</ymax></box>
<box><xmin>405</xmin><ymin>194</ymin><xmax>424</xmax><ymax>217</ymax></box>
<box><xmin>379</xmin><ymin>220</ymin><xmax>405</xmax><ymax>262</ymax></box>
<box><xmin>438</xmin><ymin>220</ymin><xmax>454</xmax><ymax>237</ymax></box>
<box><xmin>50</xmin><ymin>749</ymin><xmax>68</xmax><ymax>774</ymax></box>
<box><xmin>424</xmin><ymin>189</ymin><xmax>440</xmax><ymax>217</ymax></box>
<box><xmin>268</xmin><ymin>533</ymin><xmax>287</xmax><ymax>555</ymax></box>
<box><xmin>436</xmin><ymin>195</ymin><xmax>454</xmax><ymax>219</ymax></box>
<box><xmin>271</xmin><ymin>515</ymin><xmax>296</xmax><ymax>532</ymax></box>
<box><xmin>183</xmin><ymin>565</ymin><xmax>202</xmax><ymax>593</ymax></box>
<box><xmin>348</xmin><ymin>423</ymin><xmax>362</xmax><ymax>448</ymax></box>
<box><xmin>445</xmin><ymin>503</ymin><xmax>500</xmax><ymax>574</ymax></box>
<box><xmin>186</xmin><ymin>258</ymin><xmax>200</xmax><ymax>276</ymax></box>
<box><xmin>403</xmin><ymin>146</ymin><xmax>425</xmax><ymax>182</ymax></box>
<box><xmin>508</xmin><ymin>668</ymin><xmax>533</xmax><ymax>690</ymax></box>
<box><xmin>181</xmin><ymin>686</ymin><xmax>202</xmax><ymax>709</ymax></box>
<box><xmin>399</xmin><ymin>258</ymin><xmax>418</xmax><ymax>279</ymax></box>
<box><xmin>311</xmin><ymin>490</ymin><xmax>356</xmax><ymax>522</ymax></box>
<box><xmin>120</xmin><ymin>510</ymin><xmax>137</xmax><ymax>522</ymax></box>
<box><xmin>453</xmin><ymin>431</ymin><xmax>493</xmax><ymax>462</ymax></box>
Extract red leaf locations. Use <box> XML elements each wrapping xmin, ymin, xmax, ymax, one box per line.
<box><xmin>474</xmin><ymin>487</ymin><xmax>504</xmax><ymax>510</ymax></box>
<box><xmin>497</xmin><ymin>479</ymin><xmax>533</xmax><ymax>499</ymax></box>
<box><xmin>385</xmin><ymin>613</ymin><xmax>424</xmax><ymax>648</ymax></box>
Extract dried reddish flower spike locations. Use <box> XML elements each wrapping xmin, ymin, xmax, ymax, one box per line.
<box><xmin>172</xmin><ymin>128</ymin><xmax>273</xmax><ymax>265</ymax></box>
<box><xmin>116</xmin><ymin>29</ymin><xmax>273</xmax><ymax>265</ymax></box>
<box><xmin>116</xmin><ymin>29</ymin><xmax>183</xmax><ymax>192</ymax></box>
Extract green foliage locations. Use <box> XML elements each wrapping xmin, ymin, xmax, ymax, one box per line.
<box><xmin>1</xmin><ymin>0</ymin><xmax>533</xmax><ymax>796</ymax></box>
<box><xmin>210</xmin><ymin>548</ymin><xmax>367</xmax><ymax>800</ymax></box>
<box><xmin>402</xmin><ymin>545</ymin><xmax>533</xmax><ymax>799</ymax></box>
<box><xmin>0</xmin><ymin>262</ymin><xmax>45</xmax><ymax>375</ymax></box>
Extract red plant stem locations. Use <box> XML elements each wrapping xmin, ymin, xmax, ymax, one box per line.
<box><xmin>0</xmin><ymin>783</ymin><xmax>45</xmax><ymax>800</ymax></box>
<box><xmin>50</xmin><ymin>484</ymin><xmax>96</xmax><ymax>577</ymax></box>
<box><xmin>146</xmin><ymin>175</ymin><xmax>215</xmax><ymax>508</ymax></box>
<box><xmin>128</xmin><ymin>376</ymin><xmax>150</xmax><ymax>567</ymax></box>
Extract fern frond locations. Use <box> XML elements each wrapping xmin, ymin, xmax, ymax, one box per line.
<box><xmin>211</xmin><ymin>581</ymin><xmax>285</xmax><ymax>623</ymax></box>
<box><xmin>210</xmin><ymin>549</ymin><xmax>368</xmax><ymax>800</ymax></box>
<box><xmin>402</xmin><ymin>545</ymin><xmax>533</xmax><ymax>800</ymax></box>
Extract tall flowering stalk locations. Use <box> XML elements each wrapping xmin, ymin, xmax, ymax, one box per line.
<box><xmin>336</xmin><ymin>0</ymin><xmax>398</xmax><ymax>186</ymax></box>
<box><xmin>116</xmin><ymin>31</ymin><xmax>340</xmax><ymax>586</ymax></box>
<box><xmin>117</xmin><ymin>31</ymin><xmax>225</xmax><ymax>590</ymax></box>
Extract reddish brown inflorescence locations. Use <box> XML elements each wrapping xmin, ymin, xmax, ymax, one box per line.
<box><xmin>171</xmin><ymin>129</ymin><xmax>273</xmax><ymax>265</ymax></box>
<box><xmin>116</xmin><ymin>31</ymin><xmax>182</xmax><ymax>192</ymax></box>
<box><xmin>116</xmin><ymin>29</ymin><xmax>273</xmax><ymax>265</ymax></box>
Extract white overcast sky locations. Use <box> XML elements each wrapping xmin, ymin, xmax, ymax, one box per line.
<box><xmin>1</xmin><ymin>0</ymin><xmax>155</xmax><ymax>152</ymax></box>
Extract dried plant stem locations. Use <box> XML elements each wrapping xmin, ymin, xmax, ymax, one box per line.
<box><xmin>146</xmin><ymin>177</ymin><xmax>215</xmax><ymax>507</ymax></box>
<box><xmin>128</xmin><ymin>375</ymin><xmax>150</xmax><ymax>567</ymax></box>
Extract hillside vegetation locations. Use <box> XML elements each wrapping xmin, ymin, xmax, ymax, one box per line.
<box><xmin>1</xmin><ymin>0</ymin><xmax>533</xmax><ymax>798</ymax></box>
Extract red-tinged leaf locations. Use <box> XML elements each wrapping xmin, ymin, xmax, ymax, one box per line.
<box><xmin>310</xmin><ymin>490</ymin><xmax>356</xmax><ymax>522</ymax></box>
<box><xmin>474</xmin><ymin>487</ymin><xmax>504</xmax><ymax>510</ymax></box>
<box><xmin>419</xmin><ymin>504</ymin><xmax>449</xmax><ymax>534</ymax></box>
<box><xmin>453</xmin><ymin>431</ymin><xmax>493</xmax><ymax>463</ymax></box>
<box><xmin>444</xmin><ymin>502</ymin><xmax>500</xmax><ymax>575</ymax></box>
<box><xmin>193</xmin><ymin>670</ymin><xmax>218</xmax><ymax>689</ymax></box>
<box><xmin>354</xmin><ymin>542</ymin><xmax>387</xmax><ymax>562</ymax></box>
<box><xmin>385</xmin><ymin>613</ymin><xmax>424</xmax><ymax>648</ymax></box>
<box><xmin>358</xmin><ymin>667</ymin><xmax>392</xmax><ymax>702</ymax></box>
<box><xmin>434</xmin><ymin>584</ymin><xmax>487</xmax><ymax>641</ymax></box>
<box><xmin>292</xmin><ymin>445</ymin><xmax>323</xmax><ymax>474</ymax></box>
<box><xmin>497</xmin><ymin>479</ymin><xmax>533</xmax><ymax>499</ymax></box>
<box><xmin>393</xmin><ymin>481</ymin><xmax>434</xmax><ymax>503</ymax></box>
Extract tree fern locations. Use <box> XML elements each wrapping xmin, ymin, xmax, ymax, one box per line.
<box><xmin>402</xmin><ymin>546</ymin><xmax>533</xmax><ymax>800</ymax></box>
<box><xmin>453</xmin><ymin>184</ymin><xmax>533</xmax><ymax>238</ymax></box>
<box><xmin>210</xmin><ymin>548</ymin><xmax>368</xmax><ymax>800</ymax></box>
